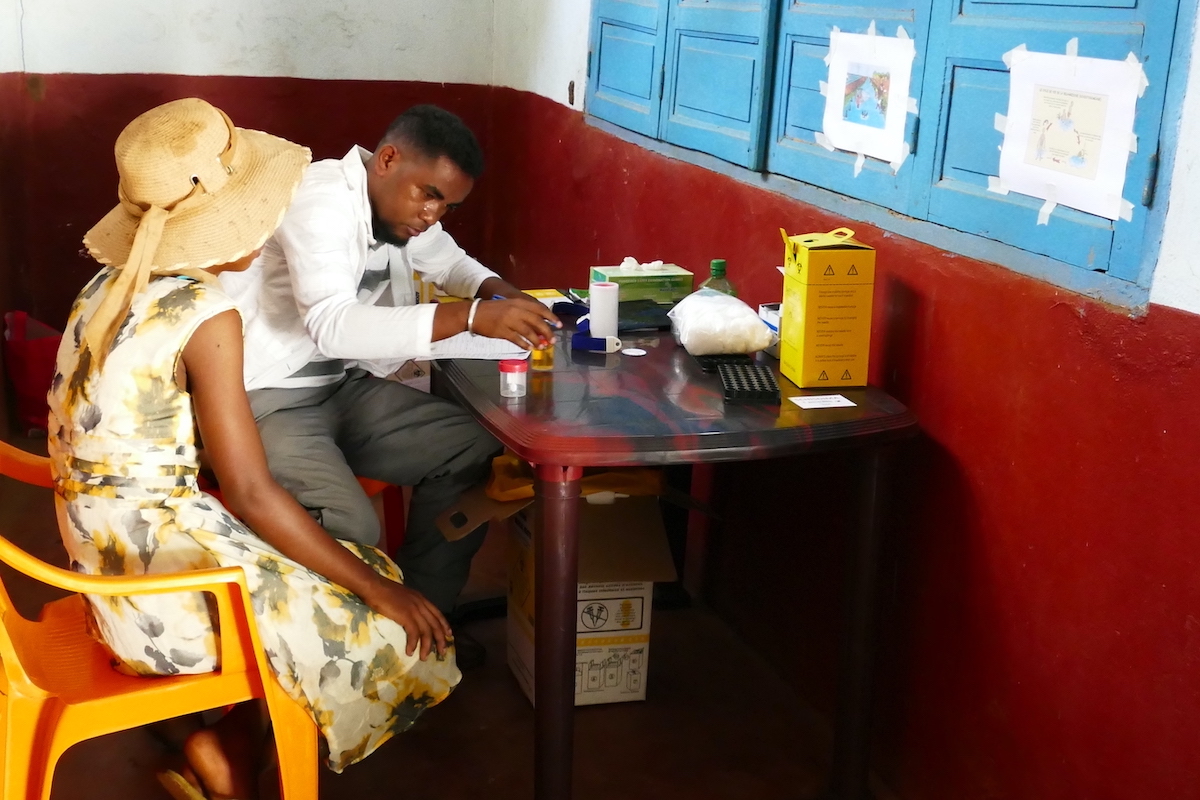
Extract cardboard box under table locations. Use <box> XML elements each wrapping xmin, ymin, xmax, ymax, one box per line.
<box><xmin>507</xmin><ymin>496</ymin><xmax>677</xmax><ymax>707</ymax></box>
<box><xmin>779</xmin><ymin>227</ymin><xmax>875</xmax><ymax>388</ymax></box>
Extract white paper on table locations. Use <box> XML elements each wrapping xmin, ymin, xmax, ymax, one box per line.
<box><xmin>997</xmin><ymin>49</ymin><xmax>1145</xmax><ymax>221</ymax></box>
<box><xmin>428</xmin><ymin>332</ymin><xmax>530</xmax><ymax>360</ymax></box>
<box><xmin>790</xmin><ymin>394</ymin><xmax>857</xmax><ymax>409</ymax></box>
<box><xmin>821</xmin><ymin>29</ymin><xmax>916</xmax><ymax>166</ymax></box>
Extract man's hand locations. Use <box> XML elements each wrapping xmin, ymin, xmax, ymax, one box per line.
<box><xmin>471</xmin><ymin>298</ymin><xmax>561</xmax><ymax>349</ymax></box>
<box><xmin>364</xmin><ymin>579</ymin><xmax>453</xmax><ymax>660</ymax></box>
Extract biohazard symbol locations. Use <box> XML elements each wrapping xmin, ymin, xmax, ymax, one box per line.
<box><xmin>818</xmin><ymin>371</ymin><xmax>830</xmax><ymax>381</ymax></box>
<box><xmin>823</xmin><ymin>265</ymin><xmax>836</xmax><ymax>276</ymax></box>
<box><xmin>847</xmin><ymin>265</ymin><xmax>859</xmax><ymax>276</ymax></box>
<box><xmin>841</xmin><ymin>370</ymin><xmax>852</xmax><ymax>380</ymax></box>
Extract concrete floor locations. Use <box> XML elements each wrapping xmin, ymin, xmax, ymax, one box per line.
<box><xmin>0</xmin><ymin>445</ymin><xmax>834</xmax><ymax>800</ymax></box>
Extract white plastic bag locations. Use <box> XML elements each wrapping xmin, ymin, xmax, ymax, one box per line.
<box><xmin>667</xmin><ymin>288</ymin><xmax>776</xmax><ymax>356</ymax></box>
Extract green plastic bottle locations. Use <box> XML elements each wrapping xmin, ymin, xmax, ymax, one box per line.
<box><xmin>699</xmin><ymin>258</ymin><xmax>737</xmax><ymax>297</ymax></box>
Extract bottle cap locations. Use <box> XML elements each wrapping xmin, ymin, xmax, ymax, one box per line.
<box><xmin>499</xmin><ymin>359</ymin><xmax>529</xmax><ymax>373</ymax></box>
<box><xmin>709</xmin><ymin>258</ymin><xmax>726</xmax><ymax>277</ymax></box>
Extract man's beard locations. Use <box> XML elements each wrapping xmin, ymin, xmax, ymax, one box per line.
<box><xmin>371</xmin><ymin>210</ymin><xmax>410</xmax><ymax>247</ymax></box>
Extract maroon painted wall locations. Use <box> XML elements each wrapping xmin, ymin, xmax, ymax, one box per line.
<box><xmin>2</xmin><ymin>75</ymin><xmax>1197</xmax><ymax>799</ymax></box>
<box><xmin>0</xmin><ymin>72</ymin><xmax>27</xmax><ymax>436</ymax></box>
<box><xmin>0</xmin><ymin>74</ymin><xmax>496</xmax><ymax>329</ymax></box>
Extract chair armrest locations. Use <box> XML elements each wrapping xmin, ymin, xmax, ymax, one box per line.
<box><xmin>0</xmin><ymin>443</ymin><xmax>54</xmax><ymax>489</ymax></box>
<box><xmin>0</xmin><ymin>533</ymin><xmax>247</xmax><ymax>596</ymax></box>
<box><xmin>0</xmin><ymin>534</ymin><xmax>263</xmax><ymax>677</ymax></box>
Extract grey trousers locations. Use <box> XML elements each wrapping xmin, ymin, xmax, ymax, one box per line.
<box><xmin>248</xmin><ymin>369</ymin><xmax>501</xmax><ymax>614</ymax></box>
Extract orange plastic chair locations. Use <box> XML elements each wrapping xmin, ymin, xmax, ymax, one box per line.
<box><xmin>355</xmin><ymin>478</ymin><xmax>407</xmax><ymax>556</ymax></box>
<box><xmin>0</xmin><ymin>444</ymin><xmax>319</xmax><ymax>800</ymax></box>
<box><xmin>0</xmin><ymin>440</ymin><xmax>53</xmax><ymax>489</ymax></box>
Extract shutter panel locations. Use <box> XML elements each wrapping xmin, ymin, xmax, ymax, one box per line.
<box><xmin>659</xmin><ymin>0</ymin><xmax>779</xmax><ymax>169</ymax></box>
<box><xmin>766</xmin><ymin>2</ymin><xmax>933</xmax><ymax>214</ymax></box>
<box><xmin>587</xmin><ymin>0</ymin><xmax>671</xmax><ymax>137</ymax></box>
<box><xmin>922</xmin><ymin>1</ymin><xmax>1181</xmax><ymax>280</ymax></box>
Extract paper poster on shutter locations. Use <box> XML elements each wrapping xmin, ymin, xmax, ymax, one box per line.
<box><xmin>821</xmin><ymin>29</ymin><xmax>915</xmax><ymax>166</ymax></box>
<box><xmin>996</xmin><ymin>47</ymin><xmax>1147</xmax><ymax>222</ymax></box>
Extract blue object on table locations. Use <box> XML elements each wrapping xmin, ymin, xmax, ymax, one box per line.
<box><xmin>570</xmin><ymin>317</ymin><xmax>623</xmax><ymax>353</ymax></box>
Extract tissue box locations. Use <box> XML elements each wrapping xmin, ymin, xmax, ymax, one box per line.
<box><xmin>589</xmin><ymin>263</ymin><xmax>694</xmax><ymax>304</ymax></box>
<box><xmin>778</xmin><ymin>227</ymin><xmax>874</xmax><ymax>388</ymax></box>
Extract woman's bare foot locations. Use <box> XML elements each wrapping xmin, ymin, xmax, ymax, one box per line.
<box><xmin>181</xmin><ymin>703</ymin><xmax>268</xmax><ymax>800</ymax></box>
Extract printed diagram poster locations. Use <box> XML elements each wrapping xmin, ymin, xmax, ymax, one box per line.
<box><xmin>998</xmin><ymin>49</ymin><xmax>1146</xmax><ymax>221</ymax></box>
<box><xmin>1026</xmin><ymin>88</ymin><xmax>1107</xmax><ymax>180</ymax></box>
<box><xmin>822</xmin><ymin>30</ymin><xmax>915</xmax><ymax>165</ymax></box>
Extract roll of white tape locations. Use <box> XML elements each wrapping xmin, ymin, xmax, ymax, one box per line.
<box><xmin>589</xmin><ymin>281</ymin><xmax>619</xmax><ymax>340</ymax></box>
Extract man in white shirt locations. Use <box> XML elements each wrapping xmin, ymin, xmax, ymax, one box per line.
<box><xmin>221</xmin><ymin>105</ymin><xmax>559</xmax><ymax>623</ymax></box>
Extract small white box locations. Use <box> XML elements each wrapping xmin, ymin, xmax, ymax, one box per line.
<box><xmin>759</xmin><ymin>302</ymin><xmax>781</xmax><ymax>359</ymax></box>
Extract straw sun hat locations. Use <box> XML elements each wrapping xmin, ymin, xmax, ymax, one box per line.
<box><xmin>82</xmin><ymin>97</ymin><xmax>311</xmax><ymax>356</ymax></box>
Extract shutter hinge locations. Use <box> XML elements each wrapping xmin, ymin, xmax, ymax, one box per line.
<box><xmin>587</xmin><ymin>50</ymin><xmax>592</xmax><ymax>79</ymax></box>
<box><xmin>1141</xmin><ymin>150</ymin><xmax>1159</xmax><ymax>208</ymax></box>
<box><xmin>658</xmin><ymin>67</ymin><xmax>665</xmax><ymax>100</ymax></box>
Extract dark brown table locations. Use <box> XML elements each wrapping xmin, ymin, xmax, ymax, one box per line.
<box><xmin>434</xmin><ymin>329</ymin><xmax>918</xmax><ymax>800</ymax></box>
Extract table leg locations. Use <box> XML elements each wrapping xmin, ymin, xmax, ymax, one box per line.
<box><xmin>827</xmin><ymin>445</ymin><xmax>896</xmax><ymax>800</ymax></box>
<box><xmin>533</xmin><ymin>464</ymin><xmax>584</xmax><ymax>800</ymax></box>
<box><xmin>682</xmin><ymin>463</ymin><xmax>715</xmax><ymax>598</ymax></box>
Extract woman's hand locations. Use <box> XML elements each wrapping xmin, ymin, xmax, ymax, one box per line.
<box><xmin>361</xmin><ymin>578</ymin><xmax>453</xmax><ymax>660</ymax></box>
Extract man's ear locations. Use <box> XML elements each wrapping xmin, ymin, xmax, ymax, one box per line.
<box><xmin>373</xmin><ymin>143</ymin><xmax>401</xmax><ymax>175</ymax></box>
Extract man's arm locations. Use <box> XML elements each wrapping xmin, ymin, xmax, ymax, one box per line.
<box><xmin>407</xmin><ymin>224</ymin><xmax>561</xmax><ymax>348</ymax></box>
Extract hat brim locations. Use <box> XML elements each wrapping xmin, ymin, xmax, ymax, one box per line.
<box><xmin>84</xmin><ymin>128</ymin><xmax>311</xmax><ymax>272</ymax></box>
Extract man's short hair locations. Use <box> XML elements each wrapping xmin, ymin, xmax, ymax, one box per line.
<box><xmin>380</xmin><ymin>105</ymin><xmax>484</xmax><ymax>179</ymax></box>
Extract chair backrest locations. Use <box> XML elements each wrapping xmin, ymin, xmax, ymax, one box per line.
<box><xmin>0</xmin><ymin>439</ymin><xmax>56</xmax><ymax>686</ymax></box>
<box><xmin>0</xmin><ymin>557</ymin><xmax>36</xmax><ymax>690</ymax></box>
<box><xmin>0</xmin><ymin>529</ymin><xmax>260</xmax><ymax>682</ymax></box>
<box><xmin>0</xmin><ymin>439</ymin><xmax>259</xmax><ymax>679</ymax></box>
<box><xmin>0</xmin><ymin>440</ymin><xmax>53</xmax><ymax>488</ymax></box>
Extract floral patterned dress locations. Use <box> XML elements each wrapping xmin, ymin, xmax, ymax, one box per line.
<box><xmin>47</xmin><ymin>269</ymin><xmax>460</xmax><ymax>771</ymax></box>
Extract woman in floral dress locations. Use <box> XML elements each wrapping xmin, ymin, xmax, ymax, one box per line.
<box><xmin>48</xmin><ymin>98</ymin><xmax>459</xmax><ymax>800</ymax></box>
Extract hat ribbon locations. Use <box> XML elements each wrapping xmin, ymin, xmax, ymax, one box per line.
<box><xmin>83</xmin><ymin>184</ymin><xmax>218</xmax><ymax>359</ymax></box>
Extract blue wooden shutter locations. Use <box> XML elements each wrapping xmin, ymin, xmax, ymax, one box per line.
<box><xmin>658</xmin><ymin>0</ymin><xmax>779</xmax><ymax>169</ymax></box>
<box><xmin>921</xmin><ymin>0</ymin><xmax>1182</xmax><ymax>280</ymax></box>
<box><xmin>587</xmin><ymin>0</ymin><xmax>671</xmax><ymax>137</ymax></box>
<box><xmin>766</xmin><ymin>2</ymin><xmax>934</xmax><ymax>214</ymax></box>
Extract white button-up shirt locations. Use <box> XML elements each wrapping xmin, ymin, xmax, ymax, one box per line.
<box><xmin>220</xmin><ymin>146</ymin><xmax>498</xmax><ymax>391</ymax></box>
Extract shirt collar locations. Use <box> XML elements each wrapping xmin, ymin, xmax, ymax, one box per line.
<box><xmin>343</xmin><ymin>145</ymin><xmax>379</xmax><ymax>247</ymax></box>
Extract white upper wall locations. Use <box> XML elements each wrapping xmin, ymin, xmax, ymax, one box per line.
<box><xmin>1149</xmin><ymin>12</ymin><xmax>1200</xmax><ymax>314</ymax></box>
<box><xmin>16</xmin><ymin>0</ymin><xmax>493</xmax><ymax>82</ymax></box>
<box><xmin>4</xmin><ymin>0</ymin><xmax>1199</xmax><ymax>315</ymax></box>
<box><xmin>491</xmin><ymin>0</ymin><xmax>589</xmax><ymax>111</ymax></box>
<box><xmin>1</xmin><ymin>0</ymin><xmax>21</xmax><ymax>73</ymax></box>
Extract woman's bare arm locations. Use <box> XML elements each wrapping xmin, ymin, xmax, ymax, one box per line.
<box><xmin>181</xmin><ymin>309</ymin><xmax>451</xmax><ymax>659</ymax></box>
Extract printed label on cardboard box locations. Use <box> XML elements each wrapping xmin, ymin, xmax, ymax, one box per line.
<box><xmin>505</xmin><ymin>497</ymin><xmax>674</xmax><ymax>707</ymax></box>
<box><xmin>577</xmin><ymin>594</ymin><xmax>645</xmax><ymax>634</ymax></box>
